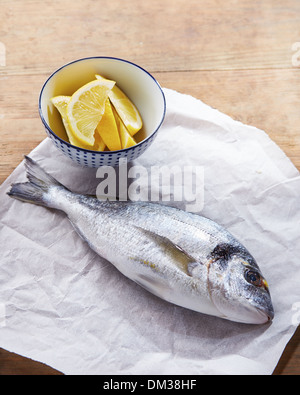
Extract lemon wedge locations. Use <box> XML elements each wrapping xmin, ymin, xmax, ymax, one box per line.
<box><xmin>112</xmin><ymin>106</ymin><xmax>137</xmax><ymax>149</ymax></box>
<box><xmin>96</xmin><ymin>99</ymin><xmax>122</xmax><ymax>151</ymax></box>
<box><xmin>50</xmin><ymin>95</ymin><xmax>106</xmax><ymax>151</ymax></box>
<box><xmin>95</xmin><ymin>74</ymin><xmax>142</xmax><ymax>136</ymax></box>
<box><xmin>67</xmin><ymin>79</ymin><xmax>115</xmax><ymax>146</ymax></box>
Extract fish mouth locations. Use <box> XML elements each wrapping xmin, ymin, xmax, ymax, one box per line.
<box><xmin>243</xmin><ymin>302</ymin><xmax>274</xmax><ymax>325</ymax></box>
<box><xmin>256</xmin><ymin>304</ymin><xmax>274</xmax><ymax>323</ymax></box>
<box><xmin>222</xmin><ymin>300</ymin><xmax>275</xmax><ymax>325</ymax></box>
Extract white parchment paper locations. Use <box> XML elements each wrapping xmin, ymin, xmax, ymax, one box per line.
<box><xmin>0</xmin><ymin>88</ymin><xmax>299</xmax><ymax>375</ymax></box>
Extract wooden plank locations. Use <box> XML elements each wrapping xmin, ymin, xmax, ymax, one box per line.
<box><xmin>0</xmin><ymin>0</ymin><xmax>299</xmax><ymax>376</ymax></box>
<box><xmin>1</xmin><ymin>68</ymin><xmax>300</xmax><ymax>183</ymax></box>
<box><xmin>154</xmin><ymin>68</ymin><xmax>300</xmax><ymax>170</ymax></box>
<box><xmin>273</xmin><ymin>327</ymin><xmax>300</xmax><ymax>375</ymax></box>
<box><xmin>0</xmin><ymin>347</ymin><xmax>63</xmax><ymax>375</ymax></box>
<box><xmin>0</xmin><ymin>0</ymin><xmax>299</xmax><ymax>74</ymax></box>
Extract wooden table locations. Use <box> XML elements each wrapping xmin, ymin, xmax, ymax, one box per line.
<box><xmin>0</xmin><ymin>0</ymin><xmax>299</xmax><ymax>375</ymax></box>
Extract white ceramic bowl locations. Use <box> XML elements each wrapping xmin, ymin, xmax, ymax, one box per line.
<box><xmin>39</xmin><ymin>57</ymin><xmax>166</xmax><ymax>167</ymax></box>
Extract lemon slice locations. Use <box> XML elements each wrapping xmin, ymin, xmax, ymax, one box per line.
<box><xmin>67</xmin><ymin>79</ymin><xmax>115</xmax><ymax>146</ymax></box>
<box><xmin>95</xmin><ymin>74</ymin><xmax>142</xmax><ymax>136</ymax></box>
<box><xmin>112</xmin><ymin>106</ymin><xmax>137</xmax><ymax>149</ymax></box>
<box><xmin>96</xmin><ymin>99</ymin><xmax>122</xmax><ymax>151</ymax></box>
<box><xmin>51</xmin><ymin>95</ymin><xmax>106</xmax><ymax>151</ymax></box>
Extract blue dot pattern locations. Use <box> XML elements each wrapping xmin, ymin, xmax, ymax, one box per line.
<box><xmin>45</xmin><ymin>127</ymin><xmax>158</xmax><ymax>168</ymax></box>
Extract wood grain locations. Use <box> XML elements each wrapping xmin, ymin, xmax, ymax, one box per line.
<box><xmin>1</xmin><ymin>0</ymin><xmax>299</xmax><ymax>73</ymax></box>
<box><xmin>0</xmin><ymin>348</ymin><xmax>63</xmax><ymax>375</ymax></box>
<box><xmin>0</xmin><ymin>0</ymin><xmax>299</xmax><ymax>375</ymax></box>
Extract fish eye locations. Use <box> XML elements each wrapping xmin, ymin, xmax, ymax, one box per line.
<box><xmin>244</xmin><ymin>269</ymin><xmax>263</xmax><ymax>287</ymax></box>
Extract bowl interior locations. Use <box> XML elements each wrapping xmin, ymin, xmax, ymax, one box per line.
<box><xmin>39</xmin><ymin>57</ymin><xmax>166</xmax><ymax>149</ymax></box>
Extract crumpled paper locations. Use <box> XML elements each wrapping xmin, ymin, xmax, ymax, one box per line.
<box><xmin>0</xmin><ymin>88</ymin><xmax>299</xmax><ymax>375</ymax></box>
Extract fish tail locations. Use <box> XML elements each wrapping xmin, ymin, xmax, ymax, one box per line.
<box><xmin>7</xmin><ymin>156</ymin><xmax>67</xmax><ymax>207</ymax></box>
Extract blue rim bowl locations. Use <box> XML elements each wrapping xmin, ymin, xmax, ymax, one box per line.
<box><xmin>38</xmin><ymin>57</ymin><xmax>166</xmax><ymax>168</ymax></box>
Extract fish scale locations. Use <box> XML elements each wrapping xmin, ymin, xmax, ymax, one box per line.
<box><xmin>7</xmin><ymin>156</ymin><xmax>274</xmax><ymax>324</ymax></box>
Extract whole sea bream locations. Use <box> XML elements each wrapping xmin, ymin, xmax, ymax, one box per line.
<box><xmin>8</xmin><ymin>156</ymin><xmax>274</xmax><ymax>324</ymax></box>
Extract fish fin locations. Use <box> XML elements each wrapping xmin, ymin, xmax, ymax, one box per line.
<box><xmin>135</xmin><ymin>225</ymin><xmax>202</xmax><ymax>276</ymax></box>
<box><xmin>23</xmin><ymin>156</ymin><xmax>64</xmax><ymax>188</ymax></box>
<box><xmin>135</xmin><ymin>225</ymin><xmax>192</xmax><ymax>256</ymax></box>
<box><xmin>7</xmin><ymin>156</ymin><xmax>67</xmax><ymax>207</ymax></box>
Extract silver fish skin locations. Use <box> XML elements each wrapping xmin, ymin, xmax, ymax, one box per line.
<box><xmin>8</xmin><ymin>156</ymin><xmax>274</xmax><ymax>324</ymax></box>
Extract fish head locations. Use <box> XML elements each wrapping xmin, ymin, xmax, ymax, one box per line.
<box><xmin>208</xmin><ymin>246</ymin><xmax>274</xmax><ymax>324</ymax></box>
